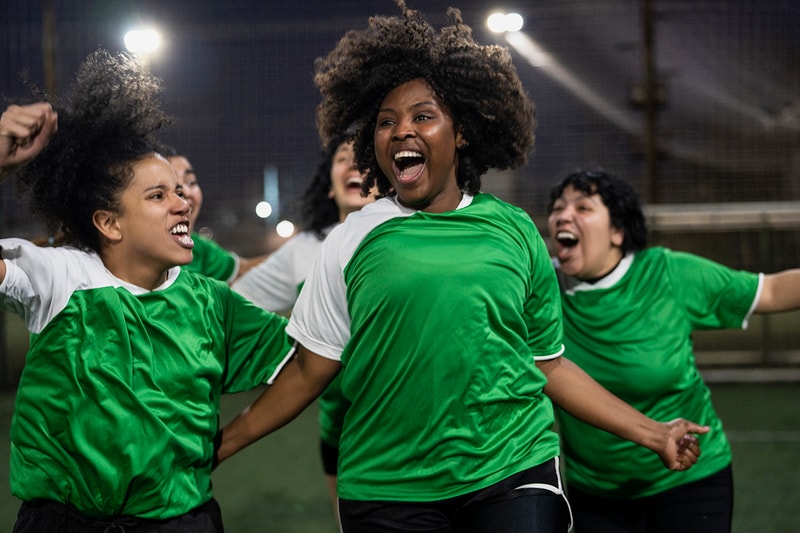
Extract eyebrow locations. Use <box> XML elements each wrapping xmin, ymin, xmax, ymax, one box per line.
<box><xmin>378</xmin><ymin>100</ymin><xmax>438</xmax><ymax>114</ymax></box>
<box><xmin>142</xmin><ymin>183</ymin><xmax>169</xmax><ymax>194</ymax></box>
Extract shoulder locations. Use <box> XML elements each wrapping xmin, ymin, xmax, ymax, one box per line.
<box><xmin>641</xmin><ymin>246</ymin><xmax>711</xmax><ymax>270</ymax></box>
<box><xmin>1</xmin><ymin>238</ymin><xmax>104</xmax><ymax>271</ymax></box>
<box><xmin>470</xmin><ymin>193</ymin><xmax>535</xmax><ymax>226</ymax></box>
<box><xmin>311</xmin><ymin>198</ymin><xmax>413</xmax><ymax>273</ymax></box>
<box><xmin>331</xmin><ymin>197</ymin><xmax>410</xmax><ymax>242</ymax></box>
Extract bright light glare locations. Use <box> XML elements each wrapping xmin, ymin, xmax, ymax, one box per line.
<box><xmin>124</xmin><ymin>29</ymin><xmax>161</xmax><ymax>54</ymax></box>
<box><xmin>276</xmin><ymin>220</ymin><xmax>296</xmax><ymax>238</ymax></box>
<box><xmin>255</xmin><ymin>201</ymin><xmax>273</xmax><ymax>219</ymax></box>
<box><xmin>487</xmin><ymin>12</ymin><xmax>524</xmax><ymax>34</ymax></box>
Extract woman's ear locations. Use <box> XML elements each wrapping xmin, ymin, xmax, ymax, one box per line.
<box><xmin>93</xmin><ymin>210</ymin><xmax>122</xmax><ymax>243</ymax></box>
<box><xmin>611</xmin><ymin>226</ymin><xmax>624</xmax><ymax>248</ymax></box>
<box><xmin>456</xmin><ymin>131</ymin><xmax>468</xmax><ymax>150</ymax></box>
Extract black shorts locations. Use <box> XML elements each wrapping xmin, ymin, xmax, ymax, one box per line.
<box><xmin>338</xmin><ymin>457</ymin><xmax>572</xmax><ymax>533</ymax></box>
<box><xmin>568</xmin><ymin>464</ymin><xmax>733</xmax><ymax>533</ymax></box>
<box><xmin>13</xmin><ymin>497</ymin><xmax>224</xmax><ymax>533</ymax></box>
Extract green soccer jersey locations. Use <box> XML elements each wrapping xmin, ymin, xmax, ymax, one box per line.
<box><xmin>0</xmin><ymin>238</ymin><xmax>293</xmax><ymax>519</ymax></box>
<box><xmin>555</xmin><ymin>247</ymin><xmax>760</xmax><ymax>498</ymax></box>
<box><xmin>287</xmin><ymin>193</ymin><xmax>564</xmax><ymax>502</ymax></box>
<box><xmin>183</xmin><ymin>232</ymin><xmax>238</xmax><ymax>282</ymax></box>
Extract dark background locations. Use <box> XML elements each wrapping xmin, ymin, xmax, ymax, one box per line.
<box><xmin>1</xmin><ymin>5</ymin><xmax>798</xmax><ymax>529</ymax></box>
<box><xmin>2</xmin><ymin>0</ymin><xmax>798</xmax><ymax>258</ymax></box>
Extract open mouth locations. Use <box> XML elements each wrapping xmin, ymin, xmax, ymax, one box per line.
<box><xmin>555</xmin><ymin>231</ymin><xmax>579</xmax><ymax>248</ymax></box>
<box><xmin>170</xmin><ymin>222</ymin><xmax>194</xmax><ymax>248</ymax></box>
<box><xmin>345</xmin><ymin>176</ymin><xmax>363</xmax><ymax>192</ymax></box>
<box><xmin>393</xmin><ymin>150</ymin><xmax>425</xmax><ymax>182</ymax></box>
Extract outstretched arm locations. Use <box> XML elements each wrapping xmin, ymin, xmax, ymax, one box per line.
<box><xmin>215</xmin><ymin>343</ymin><xmax>340</xmax><ymax>466</ymax></box>
<box><xmin>0</xmin><ymin>103</ymin><xmax>58</xmax><ymax>181</ymax></box>
<box><xmin>538</xmin><ymin>356</ymin><xmax>709</xmax><ymax>471</ymax></box>
<box><xmin>756</xmin><ymin>269</ymin><xmax>800</xmax><ymax>313</ymax></box>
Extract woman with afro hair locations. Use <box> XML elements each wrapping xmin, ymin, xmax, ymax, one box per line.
<box><xmin>0</xmin><ymin>50</ymin><xmax>292</xmax><ymax>531</ymax></box>
<box><xmin>217</xmin><ymin>3</ymin><xmax>707</xmax><ymax>531</ymax></box>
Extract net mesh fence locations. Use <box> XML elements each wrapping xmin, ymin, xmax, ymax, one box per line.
<box><xmin>1</xmin><ymin>0</ymin><xmax>798</xmax><ymax>367</ymax></box>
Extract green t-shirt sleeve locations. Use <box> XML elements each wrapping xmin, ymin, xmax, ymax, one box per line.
<box><xmin>218</xmin><ymin>285</ymin><xmax>293</xmax><ymax>393</ymax></box>
<box><xmin>666</xmin><ymin>248</ymin><xmax>760</xmax><ymax>330</ymax></box>
<box><xmin>524</xmin><ymin>224</ymin><xmax>564</xmax><ymax>358</ymax></box>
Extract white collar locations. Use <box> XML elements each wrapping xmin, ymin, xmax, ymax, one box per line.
<box><xmin>109</xmin><ymin>265</ymin><xmax>183</xmax><ymax>294</ymax></box>
<box><xmin>390</xmin><ymin>192</ymin><xmax>474</xmax><ymax>213</ymax></box>
<box><xmin>561</xmin><ymin>252</ymin><xmax>635</xmax><ymax>294</ymax></box>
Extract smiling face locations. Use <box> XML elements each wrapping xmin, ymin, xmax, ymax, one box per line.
<box><xmin>167</xmin><ymin>155</ymin><xmax>203</xmax><ymax>229</ymax></box>
<box><xmin>374</xmin><ymin>78</ymin><xmax>465</xmax><ymax>213</ymax></box>
<box><xmin>96</xmin><ymin>154</ymin><xmax>194</xmax><ymax>288</ymax></box>
<box><xmin>328</xmin><ymin>141</ymin><xmax>374</xmax><ymax>221</ymax></box>
<box><xmin>547</xmin><ymin>184</ymin><xmax>625</xmax><ymax>280</ymax></box>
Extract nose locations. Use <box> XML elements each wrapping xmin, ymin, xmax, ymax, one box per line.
<box><xmin>174</xmin><ymin>193</ymin><xmax>191</xmax><ymax>215</ymax></box>
<box><xmin>391</xmin><ymin>117</ymin><xmax>416</xmax><ymax>141</ymax></box>
<box><xmin>552</xmin><ymin>204</ymin><xmax>574</xmax><ymax>223</ymax></box>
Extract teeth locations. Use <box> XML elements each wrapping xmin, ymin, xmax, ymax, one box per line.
<box><xmin>556</xmin><ymin>231</ymin><xmax>577</xmax><ymax>241</ymax></box>
<box><xmin>171</xmin><ymin>223</ymin><xmax>189</xmax><ymax>235</ymax></box>
<box><xmin>394</xmin><ymin>150</ymin><xmax>423</xmax><ymax>160</ymax></box>
<box><xmin>346</xmin><ymin>177</ymin><xmax>363</xmax><ymax>186</ymax></box>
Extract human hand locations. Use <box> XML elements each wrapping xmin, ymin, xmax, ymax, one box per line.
<box><xmin>656</xmin><ymin>418</ymin><xmax>710</xmax><ymax>471</ymax></box>
<box><xmin>0</xmin><ymin>103</ymin><xmax>58</xmax><ymax>181</ymax></box>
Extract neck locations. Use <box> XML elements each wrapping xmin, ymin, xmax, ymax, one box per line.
<box><xmin>400</xmin><ymin>189</ymin><xmax>464</xmax><ymax>214</ymax></box>
<box><xmin>578</xmin><ymin>253</ymin><xmax>625</xmax><ymax>284</ymax></box>
<box><xmin>102</xmin><ymin>250</ymin><xmax>170</xmax><ymax>291</ymax></box>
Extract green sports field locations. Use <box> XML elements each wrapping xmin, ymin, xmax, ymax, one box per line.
<box><xmin>1</xmin><ymin>382</ymin><xmax>798</xmax><ymax>532</ymax></box>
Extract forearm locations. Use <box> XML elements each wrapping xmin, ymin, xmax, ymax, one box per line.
<box><xmin>757</xmin><ymin>269</ymin><xmax>800</xmax><ymax>313</ymax></box>
<box><xmin>541</xmin><ymin>357</ymin><xmax>666</xmax><ymax>450</ymax></box>
<box><xmin>540</xmin><ymin>356</ymin><xmax>708</xmax><ymax>471</ymax></box>
<box><xmin>216</xmin><ymin>345</ymin><xmax>340</xmax><ymax>464</ymax></box>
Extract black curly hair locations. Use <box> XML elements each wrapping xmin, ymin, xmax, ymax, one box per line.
<box><xmin>314</xmin><ymin>0</ymin><xmax>535</xmax><ymax>198</ymax></box>
<box><xmin>548</xmin><ymin>168</ymin><xmax>648</xmax><ymax>254</ymax></box>
<box><xmin>15</xmin><ymin>49</ymin><xmax>171</xmax><ymax>253</ymax></box>
<box><xmin>299</xmin><ymin>131</ymin><xmax>356</xmax><ymax>240</ymax></box>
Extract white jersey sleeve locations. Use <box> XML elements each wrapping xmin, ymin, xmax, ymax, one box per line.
<box><xmin>232</xmin><ymin>229</ymin><xmax>328</xmax><ymax>313</ymax></box>
<box><xmin>285</xmin><ymin>226</ymin><xmax>353</xmax><ymax>360</ymax></box>
<box><xmin>0</xmin><ymin>239</ymin><xmax>109</xmax><ymax>333</ymax></box>
<box><xmin>286</xmin><ymin>198</ymin><xmax>416</xmax><ymax>361</ymax></box>
<box><xmin>1</xmin><ymin>238</ymin><xmax>183</xmax><ymax>333</ymax></box>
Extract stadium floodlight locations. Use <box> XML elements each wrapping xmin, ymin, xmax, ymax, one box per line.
<box><xmin>487</xmin><ymin>12</ymin><xmax>524</xmax><ymax>34</ymax></box>
<box><xmin>124</xmin><ymin>28</ymin><xmax>161</xmax><ymax>55</ymax></box>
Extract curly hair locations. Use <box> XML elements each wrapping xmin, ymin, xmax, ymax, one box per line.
<box><xmin>314</xmin><ymin>0</ymin><xmax>535</xmax><ymax>198</ymax></box>
<box><xmin>548</xmin><ymin>168</ymin><xmax>648</xmax><ymax>254</ymax></box>
<box><xmin>16</xmin><ymin>49</ymin><xmax>171</xmax><ymax>253</ymax></box>
<box><xmin>299</xmin><ymin>132</ymin><xmax>354</xmax><ymax>239</ymax></box>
